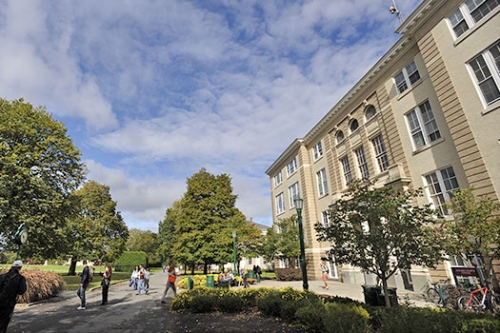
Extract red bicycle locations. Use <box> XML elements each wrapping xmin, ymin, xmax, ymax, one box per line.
<box><xmin>457</xmin><ymin>285</ymin><xmax>500</xmax><ymax>313</ymax></box>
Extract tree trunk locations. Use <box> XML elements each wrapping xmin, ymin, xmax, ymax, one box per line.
<box><xmin>382</xmin><ymin>277</ymin><xmax>391</xmax><ymax>308</ymax></box>
<box><xmin>68</xmin><ymin>257</ymin><xmax>77</xmax><ymax>276</ymax></box>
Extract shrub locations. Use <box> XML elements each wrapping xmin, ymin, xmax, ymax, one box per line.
<box><xmin>190</xmin><ymin>294</ymin><xmax>216</xmax><ymax>313</ymax></box>
<box><xmin>295</xmin><ymin>303</ymin><xmax>327</xmax><ymax>333</ymax></box>
<box><xmin>114</xmin><ymin>251</ymin><xmax>148</xmax><ymax>273</ymax></box>
<box><xmin>323</xmin><ymin>302</ymin><xmax>371</xmax><ymax>333</ymax></box>
<box><xmin>257</xmin><ymin>292</ymin><xmax>283</xmax><ymax>317</ymax></box>
<box><xmin>217</xmin><ymin>295</ymin><xmax>244</xmax><ymax>313</ymax></box>
<box><xmin>14</xmin><ymin>270</ymin><xmax>65</xmax><ymax>303</ymax></box>
<box><xmin>275</xmin><ymin>268</ymin><xmax>302</xmax><ymax>281</ymax></box>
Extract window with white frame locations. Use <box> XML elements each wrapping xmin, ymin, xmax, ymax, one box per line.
<box><xmin>394</xmin><ymin>60</ymin><xmax>421</xmax><ymax>94</ymax></box>
<box><xmin>321</xmin><ymin>211</ymin><xmax>330</xmax><ymax>228</ymax></box>
<box><xmin>340</xmin><ymin>156</ymin><xmax>352</xmax><ymax>185</ymax></box>
<box><xmin>424</xmin><ymin>166</ymin><xmax>459</xmax><ymax>216</ymax></box>
<box><xmin>449</xmin><ymin>0</ymin><xmax>500</xmax><ymax>38</ymax></box>
<box><xmin>274</xmin><ymin>171</ymin><xmax>283</xmax><ymax>187</ymax></box>
<box><xmin>313</xmin><ymin>141</ymin><xmax>323</xmax><ymax>160</ymax></box>
<box><xmin>316</xmin><ymin>168</ymin><xmax>329</xmax><ymax>196</ymax></box>
<box><xmin>288</xmin><ymin>182</ymin><xmax>299</xmax><ymax>208</ymax></box>
<box><xmin>354</xmin><ymin>146</ymin><xmax>370</xmax><ymax>179</ymax></box>
<box><xmin>275</xmin><ymin>192</ymin><xmax>285</xmax><ymax>215</ymax></box>
<box><xmin>468</xmin><ymin>40</ymin><xmax>500</xmax><ymax>106</ymax></box>
<box><xmin>287</xmin><ymin>158</ymin><xmax>297</xmax><ymax>176</ymax></box>
<box><xmin>336</xmin><ymin>130</ymin><xmax>345</xmax><ymax>144</ymax></box>
<box><xmin>406</xmin><ymin>101</ymin><xmax>441</xmax><ymax>149</ymax></box>
<box><xmin>371</xmin><ymin>134</ymin><xmax>389</xmax><ymax>172</ymax></box>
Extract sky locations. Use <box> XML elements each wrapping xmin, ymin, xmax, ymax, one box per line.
<box><xmin>0</xmin><ymin>0</ymin><xmax>421</xmax><ymax>231</ymax></box>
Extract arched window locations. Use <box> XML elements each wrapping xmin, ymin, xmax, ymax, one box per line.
<box><xmin>349</xmin><ymin>119</ymin><xmax>359</xmax><ymax>133</ymax></box>
<box><xmin>365</xmin><ymin>105</ymin><xmax>376</xmax><ymax>120</ymax></box>
<box><xmin>336</xmin><ymin>130</ymin><xmax>344</xmax><ymax>144</ymax></box>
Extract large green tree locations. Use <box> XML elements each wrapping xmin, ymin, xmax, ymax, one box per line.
<box><xmin>163</xmin><ymin>168</ymin><xmax>250</xmax><ymax>273</ymax></box>
<box><xmin>158</xmin><ymin>200</ymin><xmax>182</xmax><ymax>266</ymax></box>
<box><xmin>315</xmin><ymin>180</ymin><xmax>446</xmax><ymax>307</ymax></box>
<box><xmin>0</xmin><ymin>98</ymin><xmax>86</xmax><ymax>259</ymax></box>
<box><xmin>126</xmin><ymin>228</ymin><xmax>161</xmax><ymax>265</ymax></box>
<box><xmin>261</xmin><ymin>216</ymin><xmax>300</xmax><ymax>268</ymax></box>
<box><xmin>66</xmin><ymin>181</ymin><xmax>128</xmax><ymax>274</ymax></box>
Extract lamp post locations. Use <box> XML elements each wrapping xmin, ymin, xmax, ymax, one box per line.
<box><xmin>294</xmin><ymin>196</ymin><xmax>308</xmax><ymax>290</ymax></box>
<box><xmin>232</xmin><ymin>231</ymin><xmax>237</xmax><ymax>274</ymax></box>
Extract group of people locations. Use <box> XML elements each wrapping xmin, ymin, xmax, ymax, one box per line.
<box><xmin>76</xmin><ymin>260</ymin><xmax>112</xmax><ymax>309</ymax></box>
<box><xmin>129</xmin><ymin>264</ymin><xmax>150</xmax><ymax>295</ymax></box>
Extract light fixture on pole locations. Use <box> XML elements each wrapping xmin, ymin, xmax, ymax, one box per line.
<box><xmin>232</xmin><ymin>231</ymin><xmax>237</xmax><ymax>275</ymax></box>
<box><xmin>294</xmin><ymin>196</ymin><xmax>308</xmax><ymax>290</ymax></box>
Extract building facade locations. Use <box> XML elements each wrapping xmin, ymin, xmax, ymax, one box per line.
<box><xmin>265</xmin><ymin>0</ymin><xmax>500</xmax><ymax>293</ymax></box>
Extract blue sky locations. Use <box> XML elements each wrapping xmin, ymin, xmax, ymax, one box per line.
<box><xmin>0</xmin><ymin>0</ymin><xmax>420</xmax><ymax>231</ymax></box>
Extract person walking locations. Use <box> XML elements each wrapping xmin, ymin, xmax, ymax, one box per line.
<box><xmin>76</xmin><ymin>260</ymin><xmax>91</xmax><ymax>310</ymax></box>
<box><xmin>129</xmin><ymin>266</ymin><xmax>139</xmax><ymax>290</ymax></box>
<box><xmin>320</xmin><ymin>261</ymin><xmax>329</xmax><ymax>290</ymax></box>
<box><xmin>100</xmin><ymin>265</ymin><xmax>112</xmax><ymax>305</ymax></box>
<box><xmin>161</xmin><ymin>264</ymin><xmax>177</xmax><ymax>303</ymax></box>
<box><xmin>0</xmin><ymin>260</ymin><xmax>27</xmax><ymax>333</ymax></box>
<box><xmin>136</xmin><ymin>264</ymin><xmax>149</xmax><ymax>295</ymax></box>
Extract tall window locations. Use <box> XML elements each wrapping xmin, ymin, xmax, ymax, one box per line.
<box><xmin>468</xmin><ymin>41</ymin><xmax>500</xmax><ymax>106</ymax></box>
<box><xmin>406</xmin><ymin>101</ymin><xmax>441</xmax><ymax>149</ymax></box>
<box><xmin>395</xmin><ymin>60</ymin><xmax>421</xmax><ymax>94</ymax></box>
<box><xmin>313</xmin><ymin>141</ymin><xmax>323</xmax><ymax>160</ymax></box>
<box><xmin>275</xmin><ymin>192</ymin><xmax>285</xmax><ymax>214</ymax></box>
<box><xmin>321</xmin><ymin>211</ymin><xmax>330</xmax><ymax>228</ymax></box>
<box><xmin>274</xmin><ymin>171</ymin><xmax>282</xmax><ymax>187</ymax></box>
<box><xmin>449</xmin><ymin>0</ymin><xmax>500</xmax><ymax>38</ymax></box>
<box><xmin>355</xmin><ymin>146</ymin><xmax>370</xmax><ymax>179</ymax></box>
<box><xmin>340</xmin><ymin>156</ymin><xmax>352</xmax><ymax>185</ymax></box>
<box><xmin>287</xmin><ymin>158</ymin><xmax>297</xmax><ymax>175</ymax></box>
<box><xmin>424</xmin><ymin>166</ymin><xmax>460</xmax><ymax>216</ymax></box>
<box><xmin>288</xmin><ymin>182</ymin><xmax>299</xmax><ymax>208</ymax></box>
<box><xmin>316</xmin><ymin>168</ymin><xmax>329</xmax><ymax>196</ymax></box>
<box><xmin>372</xmin><ymin>135</ymin><xmax>389</xmax><ymax>172</ymax></box>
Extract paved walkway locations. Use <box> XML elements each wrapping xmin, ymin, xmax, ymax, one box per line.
<box><xmin>9</xmin><ymin>272</ymin><xmax>433</xmax><ymax>332</ymax></box>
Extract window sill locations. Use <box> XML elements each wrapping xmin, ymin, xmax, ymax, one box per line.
<box><xmin>411</xmin><ymin>137</ymin><xmax>445</xmax><ymax>156</ymax></box>
<box><xmin>481</xmin><ymin>101</ymin><xmax>500</xmax><ymax>116</ymax></box>
<box><xmin>396</xmin><ymin>78</ymin><xmax>423</xmax><ymax>100</ymax></box>
<box><xmin>453</xmin><ymin>7</ymin><xmax>500</xmax><ymax>47</ymax></box>
<box><xmin>313</xmin><ymin>155</ymin><xmax>324</xmax><ymax>163</ymax></box>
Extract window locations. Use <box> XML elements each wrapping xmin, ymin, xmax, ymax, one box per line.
<box><xmin>468</xmin><ymin>41</ymin><xmax>500</xmax><ymax>105</ymax></box>
<box><xmin>321</xmin><ymin>211</ymin><xmax>330</xmax><ymax>228</ymax></box>
<box><xmin>288</xmin><ymin>182</ymin><xmax>299</xmax><ymax>208</ymax></box>
<box><xmin>313</xmin><ymin>141</ymin><xmax>323</xmax><ymax>160</ymax></box>
<box><xmin>449</xmin><ymin>0</ymin><xmax>500</xmax><ymax>38</ymax></box>
<box><xmin>395</xmin><ymin>60</ymin><xmax>421</xmax><ymax>94</ymax></box>
<box><xmin>354</xmin><ymin>146</ymin><xmax>370</xmax><ymax>179</ymax></box>
<box><xmin>349</xmin><ymin>119</ymin><xmax>359</xmax><ymax>133</ymax></box>
<box><xmin>424</xmin><ymin>166</ymin><xmax>459</xmax><ymax>216</ymax></box>
<box><xmin>365</xmin><ymin>105</ymin><xmax>376</xmax><ymax>121</ymax></box>
<box><xmin>287</xmin><ymin>158</ymin><xmax>297</xmax><ymax>175</ymax></box>
<box><xmin>274</xmin><ymin>172</ymin><xmax>282</xmax><ymax>186</ymax></box>
<box><xmin>406</xmin><ymin>101</ymin><xmax>441</xmax><ymax>149</ymax></box>
<box><xmin>316</xmin><ymin>168</ymin><xmax>329</xmax><ymax>196</ymax></box>
<box><xmin>371</xmin><ymin>134</ymin><xmax>389</xmax><ymax>172</ymax></box>
<box><xmin>275</xmin><ymin>192</ymin><xmax>285</xmax><ymax>214</ymax></box>
<box><xmin>340</xmin><ymin>156</ymin><xmax>352</xmax><ymax>185</ymax></box>
<box><xmin>336</xmin><ymin>130</ymin><xmax>345</xmax><ymax>144</ymax></box>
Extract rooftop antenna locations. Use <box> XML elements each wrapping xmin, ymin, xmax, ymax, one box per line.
<box><xmin>389</xmin><ymin>0</ymin><xmax>404</xmax><ymax>24</ymax></box>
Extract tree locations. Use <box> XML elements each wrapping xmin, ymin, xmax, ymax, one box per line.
<box><xmin>167</xmin><ymin>168</ymin><xmax>247</xmax><ymax>273</ymax></box>
<box><xmin>66</xmin><ymin>181</ymin><xmax>128</xmax><ymax>274</ymax></box>
<box><xmin>443</xmin><ymin>188</ymin><xmax>500</xmax><ymax>290</ymax></box>
<box><xmin>261</xmin><ymin>216</ymin><xmax>300</xmax><ymax>268</ymax></box>
<box><xmin>157</xmin><ymin>200</ymin><xmax>182</xmax><ymax>266</ymax></box>
<box><xmin>126</xmin><ymin>228</ymin><xmax>161</xmax><ymax>265</ymax></box>
<box><xmin>0</xmin><ymin>98</ymin><xmax>86</xmax><ymax>259</ymax></box>
<box><xmin>315</xmin><ymin>180</ymin><xmax>445</xmax><ymax>307</ymax></box>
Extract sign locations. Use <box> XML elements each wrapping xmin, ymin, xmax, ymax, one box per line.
<box><xmin>451</xmin><ymin>267</ymin><xmax>477</xmax><ymax>277</ymax></box>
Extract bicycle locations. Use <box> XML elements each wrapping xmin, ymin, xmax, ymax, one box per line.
<box><xmin>426</xmin><ymin>279</ymin><xmax>452</xmax><ymax>308</ymax></box>
<box><xmin>457</xmin><ymin>285</ymin><xmax>500</xmax><ymax>313</ymax></box>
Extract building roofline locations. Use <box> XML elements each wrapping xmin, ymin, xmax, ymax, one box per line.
<box><xmin>265</xmin><ymin>138</ymin><xmax>303</xmax><ymax>175</ymax></box>
<box><xmin>396</xmin><ymin>0</ymin><xmax>447</xmax><ymax>35</ymax></box>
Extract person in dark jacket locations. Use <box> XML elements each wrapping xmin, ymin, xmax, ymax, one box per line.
<box><xmin>0</xmin><ymin>260</ymin><xmax>27</xmax><ymax>333</ymax></box>
<box><xmin>76</xmin><ymin>260</ymin><xmax>91</xmax><ymax>310</ymax></box>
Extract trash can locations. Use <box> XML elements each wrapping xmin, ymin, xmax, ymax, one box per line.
<box><xmin>362</xmin><ymin>285</ymin><xmax>381</xmax><ymax>306</ymax></box>
<box><xmin>206</xmin><ymin>275</ymin><xmax>215</xmax><ymax>288</ymax></box>
<box><xmin>256</xmin><ymin>274</ymin><xmax>261</xmax><ymax>283</ymax></box>
<box><xmin>247</xmin><ymin>271</ymin><xmax>255</xmax><ymax>278</ymax></box>
<box><xmin>188</xmin><ymin>276</ymin><xmax>194</xmax><ymax>290</ymax></box>
<box><xmin>376</xmin><ymin>287</ymin><xmax>398</xmax><ymax>307</ymax></box>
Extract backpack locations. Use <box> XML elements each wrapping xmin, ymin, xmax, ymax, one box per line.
<box><xmin>168</xmin><ymin>273</ymin><xmax>176</xmax><ymax>284</ymax></box>
<box><xmin>0</xmin><ymin>271</ymin><xmax>18</xmax><ymax>307</ymax></box>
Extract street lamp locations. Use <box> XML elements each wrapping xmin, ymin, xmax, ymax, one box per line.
<box><xmin>294</xmin><ymin>196</ymin><xmax>308</xmax><ymax>290</ymax></box>
<box><xmin>232</xmin><ymin>231</ymin><xmax>237</xmax><ymax>274</ymax></box>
